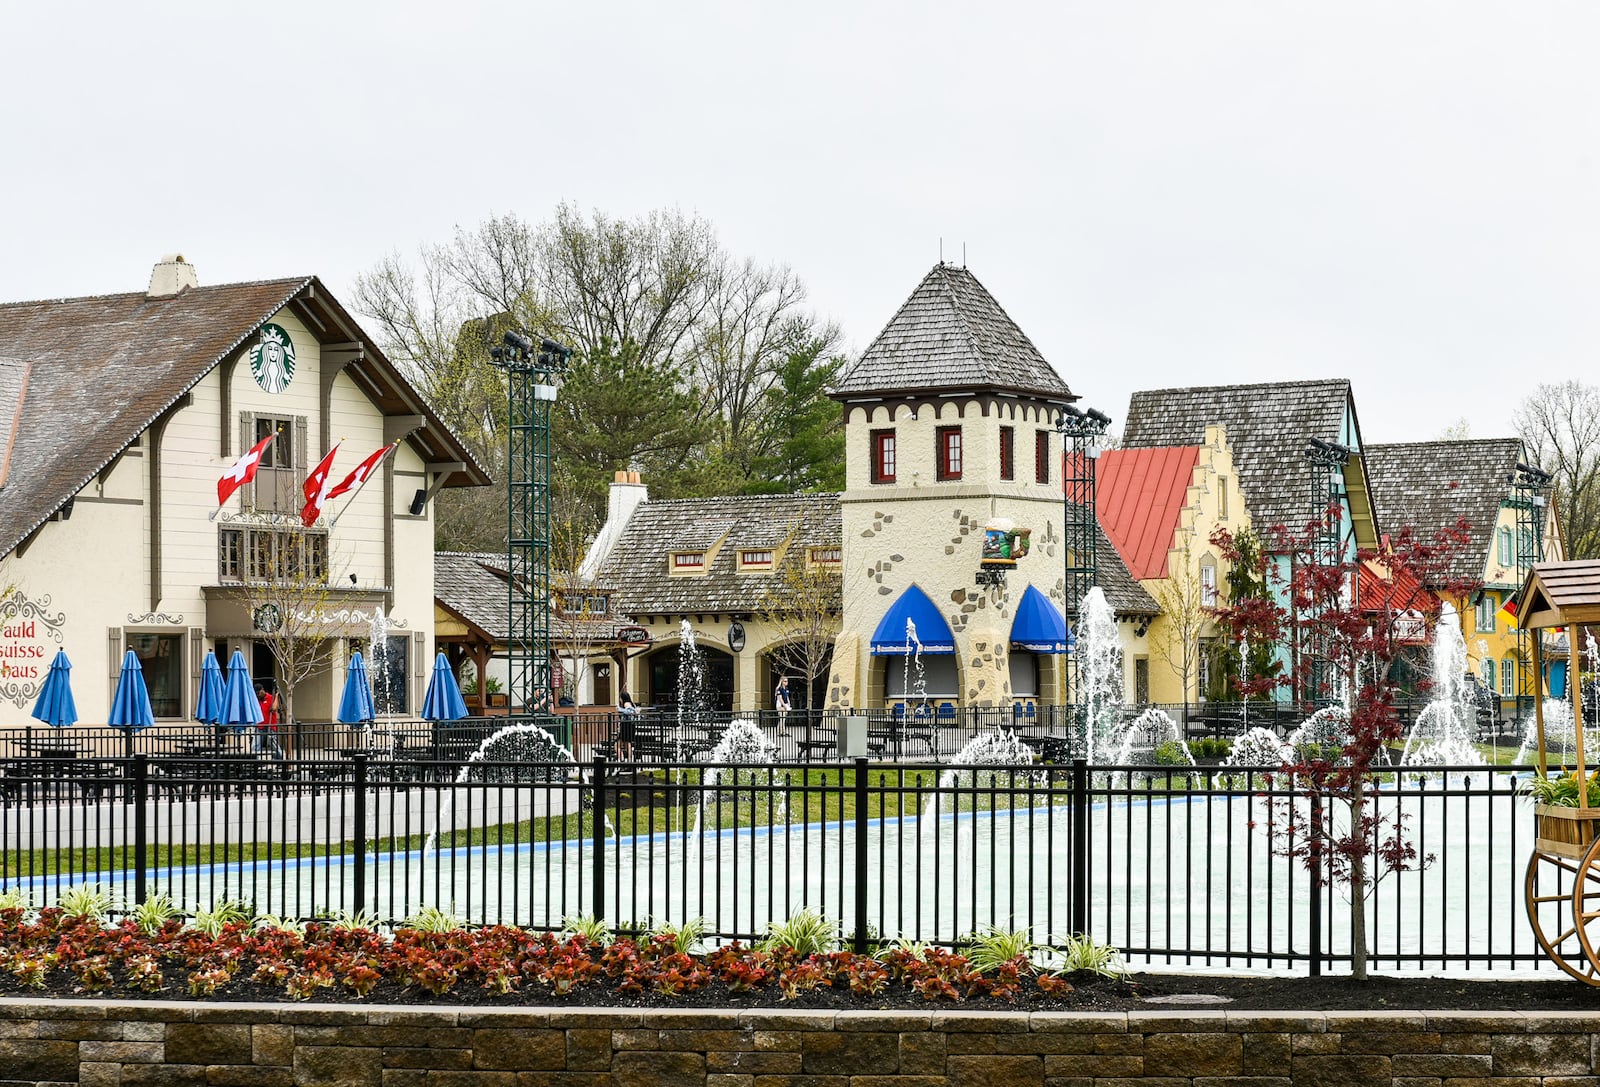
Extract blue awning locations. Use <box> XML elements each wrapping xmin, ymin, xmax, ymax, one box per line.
<box><xmin>870</xmin><ymin>585</ymin><xmax>956</xmax><ymax>655</ymax></box>
<box><xmin>1010</xmin><ymin>585</ymin><xmax>1069</xmax><ymax>653</ymax></box>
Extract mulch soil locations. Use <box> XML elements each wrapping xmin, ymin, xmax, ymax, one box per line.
<box><xmin>10</xmin><ymin>971</ymin><xmax>1600</xmax><ymax>1012</ymax></box>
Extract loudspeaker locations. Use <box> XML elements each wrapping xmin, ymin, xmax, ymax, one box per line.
<box><xmin>409</xmin><ymin>489</ymin><xmax>427</xmax><ymax>516</ymax></box>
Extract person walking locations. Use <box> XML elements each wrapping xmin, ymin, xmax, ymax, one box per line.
<box><xmin>774</xmin><ymin>676</ymin><xmax>792</xmax><ymax>727</ymax></box>
<box><xmin>254</xmin><ymin>681</ymin><xmax>283</xmax><ymax>759</ymax></box>
<box><xmin>616</xmin><ymin>689</ymin><xmax>639</xmax><ymax>761</ymax></box>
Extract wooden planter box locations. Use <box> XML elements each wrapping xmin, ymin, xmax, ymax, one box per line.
<box><xmin>1535</xmin><ymin>802</ymin><xmax>1600</xmax><ymax>859</ymax></box>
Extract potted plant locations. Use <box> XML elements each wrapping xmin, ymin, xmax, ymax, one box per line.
<box><xmin>1523</xmin><ymin>769</ymin><xmax>1600</xmax><ymax>857</ymax></box>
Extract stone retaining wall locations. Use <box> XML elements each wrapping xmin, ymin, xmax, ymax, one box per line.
<box><xmin>2</xmin><ymin>999</ymin><xmax>1599</xmax><ymax>1086</ymax></box>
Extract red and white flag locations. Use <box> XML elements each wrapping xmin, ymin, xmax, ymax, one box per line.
<box><xmin>216</xmin><ymin>433</ymin><xmax>276</xmax><ymax>508</ymax></box>
<box><xmin>327</xmin><ymin>441</ymin><xmax>398</xmax><ymax>501</ymax></box>
<box><xmin>300</xmin><ymin>443</ymin><xmax>342</xmax><ymax>527</ymax></box>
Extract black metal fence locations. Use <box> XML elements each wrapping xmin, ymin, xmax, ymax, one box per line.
<box><xmin>0</xmin><ymin>753</ymin><xmax>1542</xmax><ymax>975</ymax></box>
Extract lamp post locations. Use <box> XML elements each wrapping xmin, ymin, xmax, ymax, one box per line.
<box><xmin>489</xmin><ymin>330</ymin><xmax>572</xmax><ymax>731</ymax></box>
<box><xmin>1510</xmin><ymin>460</ymin><xmax>1553</xmax><ymax>721</ymax></box>
<box><xmin>1057</xmin><ymin>405</ymin><xmax>1112</xmax><ymax>723</ymax></box>
<box><xmin>1302</xmin><ymin>437</ymin><xmax>1351</xmax><ymax>705</ymax></box>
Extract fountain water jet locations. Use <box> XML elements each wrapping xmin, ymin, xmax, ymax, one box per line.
<box><xmin>1400</xmin><ymin>604</ymin><xmax>1485</xmax><ymax>776</ymax></box>
<box><xmin>1110</xmin><ymin>707</ymin><xmax>1197</xmax><ymax>786</ymax></box>
<box><xmin>1074</xmin><ymin>588</ymin><xmax>1123</xmax><ymax>763</ymax></box>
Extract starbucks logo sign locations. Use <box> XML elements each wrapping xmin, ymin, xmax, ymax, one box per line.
<box><xmin>248</xmin><ymin>324</ymin><xmax>297</xmax><ymax>394</ymax></box>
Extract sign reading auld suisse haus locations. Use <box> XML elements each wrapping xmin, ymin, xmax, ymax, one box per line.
<box><xmin>0</xmin><ymin>592</ymin><xmax>67</xmax><ymax>707</ymax></box>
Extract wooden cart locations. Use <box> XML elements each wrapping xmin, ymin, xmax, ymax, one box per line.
<box><xmin>1518</xmin><ymin>562</ymin><xmax>1600</xmax><ymax>982</ymax></box>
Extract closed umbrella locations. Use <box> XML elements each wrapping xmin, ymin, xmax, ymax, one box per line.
<box><xmin>337</xmin><ymin>651</ymin><xmax>375</xmax><ymax>727</ymax></box>
<box><xmin>194</xmin><ymin>651</ymin><xmax>225</xmax><ymax>725</ymax></box>
<box><xmin>108</xmin><ymin>649</ymin><xmax>155</xmax><ymax>732</ymax></box>
<box><xmin>219</xmin><ymin>650</ymin><xmax>262</xmax><ymax>729</ymax></box>
<box><xmin>30</xmin><ymin>650</ymin><xmax>78</xmax><ymax>727</ymax></box>
<box><xmin>421</xmin><ymin>652</ymin><xmax>468</xmax><ymax>722</ymax></box>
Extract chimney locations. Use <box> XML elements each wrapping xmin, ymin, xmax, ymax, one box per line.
<box><xmin>579</xmin><ymin>472</ymin><xmax>649</xmax><ymax>582</ymax></box>
<box><xmin>147</xmin><ymin>254</ymin><xmax>198</xmax><ymax>298</ymax></box>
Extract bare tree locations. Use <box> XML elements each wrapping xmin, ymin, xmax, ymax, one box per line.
<box><xmin>550</xmin><ymin>488</ymin><xmax>607</xmax><ymax>705</ymax></box>
<box><xmin>1151</xmin><ymin>543</ymin><xmax>1208</xmax><ymax>712</ymax></box>
<box><xmin>1516</xmin><ymin>381</ymin><xmax>1600</xmax><ymax>559</ymax></box>
<box><xmin>756</xmin><ymin>559</ymin><xmax>841</xmax><ymax>712</ymax></box>
<box><xmin>226</xmin><ymin>520</ymin><xmax>346</xmax><ymax>746</ymax></box>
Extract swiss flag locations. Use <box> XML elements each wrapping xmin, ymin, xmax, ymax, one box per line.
<box><xmin>327</xmin><ymin>442</ymin><xmax>398</xmax><ymax>500</ymax></box>
<box><xmin>217</xmin><ymin>433</ymin><xmax>277</xmax><ymax>508</ymax></box>
<box><xmin>300</xmin><ymin>443</ymin><xmax>342</xmax><ymax>527</ymax></box>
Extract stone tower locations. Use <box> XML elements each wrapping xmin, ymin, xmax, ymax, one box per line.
<box><xmin>826</xmin><ymin>264</ymin><xmax>1082</xmax><ymax>711</ymax></box>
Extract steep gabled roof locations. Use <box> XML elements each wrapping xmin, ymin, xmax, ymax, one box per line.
<box><xmin>434</xmin><ymin>551</ymin><xmax>516</xmax><ymax>642</ymax></box>
<box><xmin>1123</xmin><ymin>379</ymin><xmax>1373</xmax><ymax>543</ymax></box>
<box><xmin>0</xmin><ymin>277</ymin><xmax>491</xmax><ymax>559</ymax></box>
<box><xmin>1095</xmin><ymin>446</ymin><xmax>1202</xmax><ymax>581</ymax></box>
<box><xmin>1364</xmin><ymin>438</ymin><xmax>1525</xmax><ymax>583</ymax></box>
<box><xmin>832</xmin><ymin>264</ymin><xmax>1073</xmax><ymax>401</ymax></box>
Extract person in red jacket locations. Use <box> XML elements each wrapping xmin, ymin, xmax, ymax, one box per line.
<box><xmin>254</xmin><ymin>681</ymin><xmax>283</xmax><ymax>758</ymax></box>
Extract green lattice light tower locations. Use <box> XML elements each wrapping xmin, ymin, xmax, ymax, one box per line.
<box><xmin>1511</xmin><ymin>460</ymin><xmax>1553</xmax><ymax>720</ymax></box>
<box><xmin>491</xmin><ymin>331</ymin><xmax>572</xmax><ymax>729</ymax></box>
<box><xmin>1058</xmin><ymin>405</ymin><xmax>1111</xmax><ymax>712</ymax></box>
<box><xmin>1303</xmin><ymin>437</ymin><xmax>1351</xmax><ymax>705</ymax></box>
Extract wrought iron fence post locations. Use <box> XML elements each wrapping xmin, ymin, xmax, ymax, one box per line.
<box><xmin>351</xmin><ymin>755</ymin><xmax>369</xmax><ymax>917</ymax></box>
<box><xmin>592</xmin><ymin>755</ymin><xmax>608</xmax><ymax>923</ymax></box>
<box><xmin>132</xmin><ymin>754</ymin><xmax>148</xmax><ymax>904</ymax></box>
<box><xmin>854</xmin><ymin>756</ymin><xmax>869</xmax><ymax>953</ymax></box>
<box><xmin>1071</xmin><ymin>758</ymin><xmax>1089</xmax><ymax>937</ymax></box>
<box><xmin>1308</xmin><ymin>790</ymin><xmax>1323</xmax><ymax>977</ymax></box>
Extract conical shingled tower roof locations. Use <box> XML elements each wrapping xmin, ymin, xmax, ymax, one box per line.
<box><xmin>832</xmin><ymin>263</ymin><xmax>1074</xmax><ymax>401</ymax></box>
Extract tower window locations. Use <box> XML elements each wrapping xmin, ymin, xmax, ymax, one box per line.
<box><xmin>871</xmin><ymin>429</ymin><xmax>896</xmax><ymax>484</ymax></box>
<box><xmin>1035</xmin><ymin>431</ymin><xmax>1050</xmax><ymax>484</ymax></box>
<box><xmin>999</xmin><ymin>426</ymin><xmax>1014</xmax><ymax>481</ymax></box>
<box><xmin>936</xmin><ymin>427</ymin><xmax>962</xmax><ymax>481</ymax></box>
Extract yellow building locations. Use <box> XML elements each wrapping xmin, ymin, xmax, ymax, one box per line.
<box><xmin>1365</xmin><ymin>439</ymin><xmax>1566</xmax><ymax>715</ymax></box>
<box><xmin>1095</xmin><ymin>425</ymin><xmax>1250</xmax><ymax>705</ymax></box>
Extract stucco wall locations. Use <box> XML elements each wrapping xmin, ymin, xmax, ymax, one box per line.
<box><xmin>2</xmin><ymin>999</ymin><xmax>1595</xmax><ymax>1086</ymax></box>
<box><xmin>0</xmin><ymin>304</ymin><xmax>436</xmax><ymax>727</ymax></box>
<box><xmin>838</xmin><ymin>398</ymin><xmax>1150</xmax><ymax>711</ymax></box>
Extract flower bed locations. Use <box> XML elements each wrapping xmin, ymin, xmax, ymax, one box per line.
<box><xmin>0</xmin><ymin>905</ymin><xmax>1142</xmax><ymax>1010</ymax></box>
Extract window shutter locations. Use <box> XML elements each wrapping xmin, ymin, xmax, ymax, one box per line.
<box><xmin>238</xmin><ymin>411</ymin><xmax>254</xmax><ymax>508</ymax></box>
<box><xmin>295</xmin><ymin>416</ymin><xmax>309</xmax><ymax>485</ymax></box>
<box><xmin>413</xmin><ymin>631</ymin><xmax>426</xmax><ymax>715</ymax></box>
<box><xmin>108</xmin><ymin>627</ymin><xmax>123</xmax><ymax>678</ymax></box>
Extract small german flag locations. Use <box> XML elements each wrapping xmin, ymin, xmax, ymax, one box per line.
<box><xmin>1496</xmin><ymin>590</ymin><xmax>1521</xmax><ymax>629</ymax></box>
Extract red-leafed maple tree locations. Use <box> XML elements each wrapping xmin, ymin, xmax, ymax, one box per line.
<box><xmin>1210</xmin><ymin>507</ymin><xmax>1477</xmax><ymax>979</ymax></box>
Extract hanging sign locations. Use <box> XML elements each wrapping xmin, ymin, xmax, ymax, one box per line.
<box><xmin>248</xmin><ymin>323</ymin><xmax>297</xmax><ymax>393</ymax></box>
<box><xmin>0</xmin><ymin>592</ymin><xmax>68</xmax><ymax>707</ymax></box>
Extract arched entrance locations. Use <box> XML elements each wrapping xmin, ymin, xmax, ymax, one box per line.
<box><xmin>765</xmin><ymin>643</ymin><xmax>833</xmax><ymax>712</ymax></box>
<box><xmin>645</xmin><ymin>643</ymin><xmax>734</xmax><ymax>712</ymax></box>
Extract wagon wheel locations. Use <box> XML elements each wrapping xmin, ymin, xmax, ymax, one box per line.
<box><xmin>1525</xmin><ymin>842</ymin><xmax>1600</xmax><ymax>985</ymax></box>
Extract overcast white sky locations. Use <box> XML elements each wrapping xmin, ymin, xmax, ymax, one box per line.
<box><xmin>4</xmin><ymin>2</ymin><xmax>1595</xmax><ymax>444</ymax></box>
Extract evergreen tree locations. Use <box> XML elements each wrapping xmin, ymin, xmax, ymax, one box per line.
<box><xmin>741</xmin><ymin>340</ymin><xmax>845</xmax><ymax>494</ymax></box>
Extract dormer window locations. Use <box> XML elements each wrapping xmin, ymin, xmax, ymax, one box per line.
<box><xmin>739</xmin><ymin>549</ymin><xmax>774</xmax><ymax>571</ymax></box>
<box><xmin>671</xmin><ymin>551</ymin><xmax>705</xmax><ymax>573</ymax></box>
<box><xmin>809</xmin><ymin>546</ymin><xmax>841</xmax><ymax>565</ymax></box>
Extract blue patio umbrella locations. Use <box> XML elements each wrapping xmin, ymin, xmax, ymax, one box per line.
<box><xmin>107</xmin><ymin>649</ymin><xmax>155</xmax><ymax>732</ymax></box>
<box><xmin>30</xmin><ymin>649</ymin><xmax>78</xmax><ymax>727</ymax></box>
<box><xmin>421</xmin><ymin>652</ymin><xmax>468</xmax><ymax>722</ymax></box>
<box><xmin>219</xmin><ymin>649</ymin><xmax>262</xmax><ymax>729</ymax></box>
<box><xmin>337</xmin><ymin>651</ymin><xmax>376</xmax><ymax>726</ymax></box>
<box><xmin>194</xmin><ymin>650</ymin><xmax>225</xmax><ymax>725</ymax></box>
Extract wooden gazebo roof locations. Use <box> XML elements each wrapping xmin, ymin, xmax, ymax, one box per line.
<box><xmin>1518</xmin><ymin>561</ymin><xmax>1600</xmax><ymax>630</ymax></box>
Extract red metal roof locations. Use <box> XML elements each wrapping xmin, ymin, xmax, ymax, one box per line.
<box><xmin>1094</xmin><ymin>446</ymin><xmax>1202</xmax><ymax>580</ymax></box>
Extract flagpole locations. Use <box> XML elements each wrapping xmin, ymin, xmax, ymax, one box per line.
<box><xmin>328</xmin><ymin>442</ymin><xmax>399</xmax><ymax>528</ymax></box>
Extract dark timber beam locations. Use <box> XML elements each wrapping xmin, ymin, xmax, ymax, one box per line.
<box><xmin>149</xmin><ymin>393</ymin><xmax>194</xmax><ymax>611</ymax></box>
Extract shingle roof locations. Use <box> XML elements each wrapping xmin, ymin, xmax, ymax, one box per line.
<box><xmin>598</xmin><ymin>491</ymin><xmax>1157</xmax><ymax>619</ymax></box>
<box><xmin>0</xmin><ymin>278</ymin><xmax>491</xmax><ymax>559</ymax></box>
<box><xmin>600</xmin><ymin>493</ymin><xmax>842</xmax><ymax>616</ymax></box>
<box><xmin>435</xmin><ymin>551</ymin><xmax>624</xmax><ymax>644</ymax></box>
<box><xmin>1364</xmin><ymin>438</ymin><xmax>1524</xmax><ymax>583</ymax></box>
<box><xmin>832</xmin><ymin>264</ymin><xmax>1073</xmax><ymax>401</ymax></box>
<box><xmin>434</xmin><ymin>552</ymin><xmax>515</xmax><ymax>641</ymax></box>
<box><xmin>1122</xmin><ymin>380</ymin><xmax>1359</xmax><ymax>535</ymax></box>
<box><xmin>1095</xmin><ymin>446</ymin><xmax>1202</xmax><ymax>581</ymax></box>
